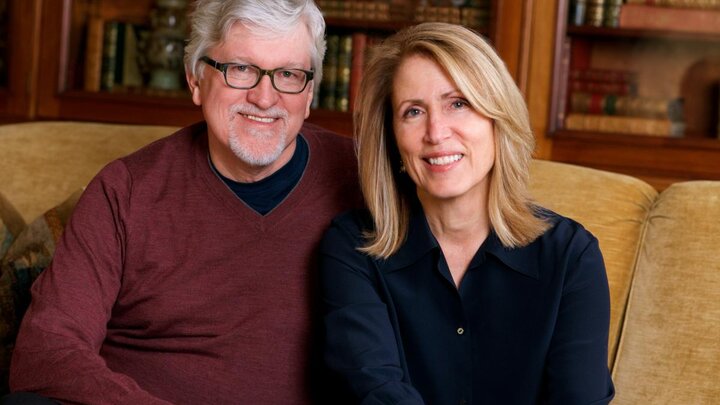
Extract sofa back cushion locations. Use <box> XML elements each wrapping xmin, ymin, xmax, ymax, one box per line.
<box><xmin>0</xmin><ymin>121</ymin><xmax>177</xmax><ymax>223</ymax></box>
<box><xmin>529</xmin><ymin>159</ymin><xmax>657</xmax><ymax>368</ymax></box>
<box><xmin>612</xmin><ymin>181</ymin><xmax>720</xmax><ymax>403</ymax></box>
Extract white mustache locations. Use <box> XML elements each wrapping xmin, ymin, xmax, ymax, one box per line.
<box><xmin>230</xmin><ymin>104</ymin><xmax>288</xmax><ymax>120</ymax></box>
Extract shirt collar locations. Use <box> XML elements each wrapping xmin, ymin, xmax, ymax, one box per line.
<box><xmin>381</xmin><ymin>205</ymin><xmax>541</xmax><ymax>280</ymax></box>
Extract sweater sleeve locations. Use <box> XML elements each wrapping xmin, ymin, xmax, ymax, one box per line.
<box><xmin>9</xmin><ymin>161</ymin><xmax>171</xmax><ymax>405</ymax></box>
<box><xmin>319</xmin><ymin>215</ymin><xmax>425</xmax><ymax>405</ymax></box>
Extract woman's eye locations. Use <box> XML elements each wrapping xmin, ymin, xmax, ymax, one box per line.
<box><xmin>403</xmin><ymin>107</ymin><xmax>421</xmax><ymax>118</ymax></box>
<box><xmin>452</xmin><ymin>99</ymin><xmax>469</xmax><ymax>109</ymax></box>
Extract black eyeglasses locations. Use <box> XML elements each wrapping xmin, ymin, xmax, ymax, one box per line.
<box><xmin>200</xmin><ymin>56</ymin><xmax>314</xmax><ymax>94</ymax></box>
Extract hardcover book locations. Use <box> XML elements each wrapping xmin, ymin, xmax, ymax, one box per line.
<box><xmin>565</xmin><ymin>113</ymin><xmax>685</xmax><ymax>137</ymax></box>
<box><xmin>619</xmin><ymin>4</ymin><xmax>720</xmax><ymax>34</ymax></box>
<box><xmin>83</xmin><ymin>17</ymin><xmax>105</xmax><ymax>92</ymax></box>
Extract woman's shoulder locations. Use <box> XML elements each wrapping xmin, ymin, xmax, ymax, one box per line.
<box><xmin>534</xmin><ymin>206</ymin><xmax>598</xmax><ymax>247</ymax></box>
<box><xmin>321</xmin><ymin>208</ymin><xmax>374</xmax><ymax>254</ymax></box>
<box><xmin>330</xmin><ymin>208</ymin><xmax>373</xmax><ymax>234</ymax></box>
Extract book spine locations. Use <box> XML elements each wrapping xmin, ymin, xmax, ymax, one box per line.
<box><xmin>570</xmin><ymin>0</ymin><xmax>588</xmax><ymax>26</ymax></box>
<box><xmin>603</xmin><ymin>0</ymin><xmax>623</xmax><ymax>27</ymax></box>
<box><xmin>565</xmin><ymin>113</ymin><xmax>684</xmax><ymax>137</ymax></box>
<box><xmin>348</xmin><ymin>32</ymin><xmax>367</xmax><ymax>113</ymax></box>
<box><xmin>320</xmin><ymin>34</ymin><xmax>339</xmax><ymax>111</ymax></box>
<box><xmin>585</xmin><ymin>0</ymin><xmax>606</xmax><ymax>27</ymax></box>
<box><xmin>112</xmin><ymin>22</ymin><xmax>126</xmax><ymax>87</ymax></box>
<box><xmin>83</xmin><ymin>17</ymin><xmax>105</xmax><ymax>92</ymax></box>
<box><xmin>569</xmin><ymin>80</ymin><xmax>635</xmax><ymax>95</ymax></box>
<box><xmin>626</xmin><ymin>0</ymin><xmax>720</xmax><ymax>9</ymax></box>
<box><xmin>120</xmin><ymin>23</ymin><xmax>144</xmax><ymax>88</ymax></box>
<box><xmin>335</xmin><ymin>35</ymin><xmax>352</xmax><ymax>112</ymax></box>
<box><xmin>619</xmin><ymin>4</ymin><xmax>720</xmax><ymax>34</ymax></box>
<box><xmin>569</xmin><ymin>68</ymin><xmax>637</xmax><ymax>83</ymax></box>
<box><xmin>569</xmin><ymin>92</ymin><xmax>683</xmax><ymax>120</ymax></box>
<box><xmin>100</xmin><ymin>21</ymin><xmax>120</xmax><ymax>91</ymax></box>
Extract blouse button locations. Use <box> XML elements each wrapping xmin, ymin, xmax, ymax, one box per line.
<box><xmin>456</xmin><ymin>327</ymin><xmax>465</xmax><ymax>335</ymax></box>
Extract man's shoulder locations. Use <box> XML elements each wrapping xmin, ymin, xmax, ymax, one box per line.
<box><xmin>300</xmin><ymin>122</ymin><xmax>353</xmax><ymax>151</ymax></box>
<box><xmin>120</xmin><ymin>121</ymin><xmax>207</xmax><ymax>166</ymax></box>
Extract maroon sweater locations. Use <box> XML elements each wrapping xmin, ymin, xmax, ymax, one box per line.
<box><xmin>10</xmin><ymin>122</ymin><xmax>361</xmax><ymax>404</ymax></box>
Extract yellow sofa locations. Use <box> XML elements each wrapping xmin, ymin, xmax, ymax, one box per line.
<box><xmin>0</xmin><ymin>121</ymin><xmax>719</xmax><ymax>402</ymax></box>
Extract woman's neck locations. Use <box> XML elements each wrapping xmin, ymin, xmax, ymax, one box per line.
<box><xmin>419</xmin><ymin>190</ymin><xmax>491</xmax><ymax>288</ymax></box>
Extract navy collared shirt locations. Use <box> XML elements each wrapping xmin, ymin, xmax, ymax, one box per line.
<box><xmin>320</xmin><ymin>207</ymin><xmax>614</xmax><ymax>405</ymax></box>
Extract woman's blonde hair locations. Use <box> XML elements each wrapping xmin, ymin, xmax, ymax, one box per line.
<box><xmin>355</xmin><ymin>22</ymin><xmax>549</xmax><ymax>258</ymax></box>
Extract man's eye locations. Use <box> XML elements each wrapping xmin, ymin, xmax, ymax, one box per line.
<box><xmin>230</xmin><ymin>65</ymin><xmax>250</xmax><ymax>73</ymax></box>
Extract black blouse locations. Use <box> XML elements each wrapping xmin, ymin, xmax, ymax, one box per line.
<box><xmin>320</xmin><ymin>207</ymin><xmax>614</xmax><ymax>405</ymax></box>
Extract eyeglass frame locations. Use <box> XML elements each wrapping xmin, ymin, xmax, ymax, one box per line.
<box><xmin>200</xmin><ymin>56</ymin><xmax>314</xmax><ymax>94</ymax></box>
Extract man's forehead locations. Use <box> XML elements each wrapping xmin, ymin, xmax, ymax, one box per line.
<box><xmin>214</xmin><ymin>22</ymin><xmax>312</xmax><ymax>66</ymax></box>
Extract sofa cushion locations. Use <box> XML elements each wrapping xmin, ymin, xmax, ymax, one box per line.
<box><xmin>612</xmin><ymin>181</ymin><xmax>720</xmax><ymax>403</ymax></box>
<box><xmin>0</xmin><ymin>121</ymin><xmax>176</xmax><ymax>223</ymax></box>
<box><xmin>0</xmin><ymin>188</ymin><xmax>82</xmax><ymax>394</ymax></box>
<box><xmin>0</xmin><ymin>192</ymin><xmax>25</xmax><ymax>260</ymax></box>
<box><xmin>530</xmin><ymin>159</ymin><xmax>658</xmax><ymax>368</ymax></box>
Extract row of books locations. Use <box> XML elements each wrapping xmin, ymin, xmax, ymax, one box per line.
<box><xmin>564</xmin><ymin>113</ymin><xmax>686</xmax><ymax>137</ymax></box>
<box><xmin>83</xmin><ymin>19</ymin><xmax>150</xmax><ymax>92</ymax></box>
<box><xmin>316</xmin><ymin>0</ymin><xmax>491</xmax><ymax>27</ymax></box>
<box><xmin>569</xmin><ymin>0</ymin><xmax>623</xmax><ymax>27</ymax></box>
<box><xmin>571</xmin><ymin>1</ymin><xmax>720</xmax><ymax>34</ymax></box>
<box><xmin>414</xmin><ymin>5</ymin><xmax>490</xmax><ymax>27</ymax></box>
<box><xmin>625</xmin><ymin>0</ymin><xmax>720</xmax><ymax>8</ymax></box>
<box><xmin>564</xmin><ymin>68</ymin><xmax>686</xmax><ymax>137</ymax></box>
<box><xmin>569</xmin><ymin>92</ymin><xmax>683</xmax><ymax>121</ymax></box>
<box><xmin>569</xmin><ymin>68</ymin><xmax>638</xmax><ymax>95</ymax></box>
<box><xmin>618</xmin><ymin>3</ymin><xmax>720</xmax><ymax>34</ymax></box>
<box><xmin>312</xmin><ymin>32</ymin><xmax>380</xmax><ymax>113</ymax></box>
<box><xmin>317</xmin><ymin>1</ymin><xmax>392</xmax><ymax>21</ymax></box>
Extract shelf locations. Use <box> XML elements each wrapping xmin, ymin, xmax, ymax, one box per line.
<box><xmin>567</xmin><ymin>25</ymin><xmax>720</xmax><ymax>42</ymax></box>
<box><xmin>547</xmin><ymin>1</ymin><xmax>720</xmax><ymax>188</ymax></box>
<box><xmin>325</xmin><ymin>17</ymin><xmax>490</xmax><ymax>36</ymax></box>
<box><xmin>551</xmin><ymin>130</ymin><xmax>720</xmax><ymax>188</ymax></box>
<box><xmin>42</xmin><ymin>90</ymin><xmax>353</xmax><ymax>136</ymax></box>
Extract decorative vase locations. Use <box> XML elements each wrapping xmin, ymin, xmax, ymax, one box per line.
<box><xmin>146</xmin><ymin>0</ymin><xmax>187</xmax><ymax>91</ymax></box>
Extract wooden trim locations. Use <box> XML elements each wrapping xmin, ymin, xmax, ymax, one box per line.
<box><xmin>35</xmin><ymin>0</ymin><xmax>67</xmax><ymax>118</ymax></box>
<box><xmin>0</xmin><ymin>0</ymin><xmax>42</xmax><ymax>119</ymax></box>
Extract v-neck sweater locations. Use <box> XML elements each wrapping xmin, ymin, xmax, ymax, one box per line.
<box><xmin>213</xmin><ymin>135</ymin><xmax>309</xmax><ymax>215</ymax></box>
<box><xmin>11</xmin><ymin>121</ymin><xmax>362</xmax><ymax>404</ymax></box>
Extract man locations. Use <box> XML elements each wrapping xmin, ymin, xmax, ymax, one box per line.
<box><xmin>8</xmin><ymin>0</ymin><xmax>360</xmax><ymax>403</ymax></box>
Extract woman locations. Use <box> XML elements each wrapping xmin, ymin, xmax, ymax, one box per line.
<box><xmin>319</xmin><ymin>22</ymin><xmax>615</xmax><ymax>404</ymax></box>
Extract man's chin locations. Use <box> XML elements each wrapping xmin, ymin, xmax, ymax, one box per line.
<box><xmin>229</xmin><ymin>138</ymin><xmax>286</xmax><ymax>167</ymax></box>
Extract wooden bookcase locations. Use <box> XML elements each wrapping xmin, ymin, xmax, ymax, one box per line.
<box><xmin>0</xmin><ymin>0</ymin><xmax>528</xmax><ymax>138</ymax></box>
<box><xmin>0</xmin><ymin>0</ymin><xmax>42</xmax><ymax>123</ymax></box>
<box><xmin>548</xmin><ymin>1</ymin><xmax>720</xmax><ymax>189</ymax></box>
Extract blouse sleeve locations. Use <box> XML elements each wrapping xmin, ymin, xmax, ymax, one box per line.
<box><xmin>543</xmin><ymin>234</ymin><xmax>615</xmax><ymax>404</ymax></box>
<box><xmin>319</xmin><ymin>217</ymin><xmax>425</xmax><ymax>405</ymax></box>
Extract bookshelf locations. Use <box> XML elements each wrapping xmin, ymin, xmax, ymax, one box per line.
<box><xmin>0</xmin><ymin>0</ymin><xmax>41</xmax><ymax>123</ymax></box>
<box><xmin>0</xmin><ymin>0</ymin><xmax>527</xmax><ymax>138</ymax></box>
<box><xmin>549</xmin><ymin>1</ymin><xmax>720</xmax><ymax>189</ymax></box>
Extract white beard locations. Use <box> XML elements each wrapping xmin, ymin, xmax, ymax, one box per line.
<box><xmin>227</xmin><ymin>105</ymin><xmax>289</xmax><ymax>167</ymax></box>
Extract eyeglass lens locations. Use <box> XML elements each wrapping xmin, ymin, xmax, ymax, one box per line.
<box><xmin>226</xmin><ymin>65</ymin><xmax>308</xmax><ymax>93</ymax></box>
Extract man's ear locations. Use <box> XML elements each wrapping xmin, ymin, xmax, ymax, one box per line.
<box><xmin>186</xmin><ymin>70</ymin><xmax>202</xmax><ymax>106</ymax></box>
<box><xmin>304</xmin><ymin>81</ymin><xmax>314</xmax><ymax>118</ymax></box>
